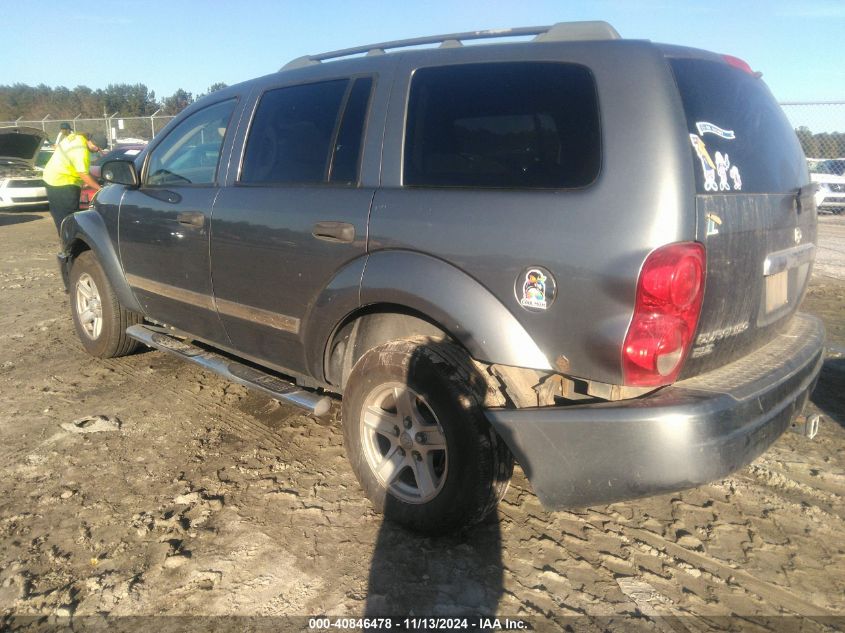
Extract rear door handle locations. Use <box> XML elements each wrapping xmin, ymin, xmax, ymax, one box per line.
<box><xmin>177</xmin><ymin>212</ymin><xmax>206</xmax><ymax>228</ymax></box>
<box><xmin>312</xmin><ymin>221</ymin><xmax>355</xmax><ymax>243</ymax></box>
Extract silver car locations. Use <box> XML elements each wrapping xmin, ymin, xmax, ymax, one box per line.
<box><xmin>810</xmin><ymin>159</ymin><xmax>845</xmax><ymax>214</ymax></box>
<box><xmin>0</xmin><ymin>127</ymin><xmax>48</xmax><ymax>210</ymax></box>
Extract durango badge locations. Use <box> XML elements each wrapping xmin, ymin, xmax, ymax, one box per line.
<box><xmin>516</xmin><ymin>267</ymin><xmax>556</xmax><ymax>311</ymax></box>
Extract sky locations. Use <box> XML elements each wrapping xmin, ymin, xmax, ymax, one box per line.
<box><xmin>1</xmin><ymin>0</ymin><xmax>841</xmax><ymax>104</ymax></box>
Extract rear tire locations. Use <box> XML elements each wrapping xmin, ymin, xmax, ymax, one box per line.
<box><xmin>69</xmin><ymin>251</ymin><xmax>141</xmax><ymax>358</ymax></box>
<box><xmin>342</xmin><ymin>337</ymin><xmax>513</xmax><ymax>534</ymax></box>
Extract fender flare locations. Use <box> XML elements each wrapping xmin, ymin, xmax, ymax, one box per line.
<box><xmin>302</xmin><ymin>256</ymin><xmax>368</xmax><ymax>382</ymax></box>
<box><xmin>360</xmin><ymin>251</ymin><xmax>551</xmax><ymax>370</ymax></box>
<box><xmin>304</xmin><ymin>250</ymin><xmax>552</xmax><ymax>381</ymax></box>
<box><xmin>60</xmin><ymin>209</ymin><xmax>143</xmax><ymax>313</ymax></box>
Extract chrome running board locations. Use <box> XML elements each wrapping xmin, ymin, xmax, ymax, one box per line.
<box><xmin>126</xmin><ymin>324</ymin><xmax>332</xmax><ymax>417</ymax></box>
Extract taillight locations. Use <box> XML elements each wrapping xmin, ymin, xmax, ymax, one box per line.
<box><xmin>623</xmin><ymin>242</ymin><xmax>706</xmax><ymax>387</ymax></box>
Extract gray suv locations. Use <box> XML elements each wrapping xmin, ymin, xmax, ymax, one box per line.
<box><xmin>58</xmin><ymin>22</ymin><xmax>825</xmax><ymax>533</ymax></box>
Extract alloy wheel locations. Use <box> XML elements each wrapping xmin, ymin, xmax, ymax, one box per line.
<box><xmin>75</xmin><ymin>273</ymin><xmax>103</xmax><ymax>340</ymax></box>
<box><xmin>359</xmin><ymin>382</ymin><xmax>448</xmax><ymax>504</ymax></box>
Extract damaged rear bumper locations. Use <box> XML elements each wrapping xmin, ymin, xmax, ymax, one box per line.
<box><xmin>486</xmin><ymin>313</ymin><xmax>825</xmax><ymax>509</ymax></box>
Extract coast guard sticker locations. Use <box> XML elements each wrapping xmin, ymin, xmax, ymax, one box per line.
<box><xmin>695</xmin><ymin>121</ymin><xmax>736</xmax><ymax>140</ymax></box>
<box><xmin>516</xmin><ymin>267</ymin><xmax>556</xmax><ymax>312</ymax></box>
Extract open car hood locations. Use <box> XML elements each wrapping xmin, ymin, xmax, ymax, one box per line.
<box><xmin>0</xmin><ymin>126</ymin><xmax>48</xmax><ymax>165</ymax></box>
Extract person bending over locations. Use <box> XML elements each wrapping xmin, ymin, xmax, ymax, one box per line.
<box><xmin>43</xmin><ymin>131</ymin><xmax>105</xmax><ymax>232</ymax></box>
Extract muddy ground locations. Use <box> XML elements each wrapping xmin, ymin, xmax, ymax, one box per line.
<box><xmin>0</xmin><ymin>211</ymin><xmax>843</xmax><ymax>632</ymax></box>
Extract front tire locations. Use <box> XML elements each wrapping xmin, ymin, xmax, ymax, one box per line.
<box><xmin>342</xmin><ymin>337</ymin><xmax>513</xmax><ymax>534</ymax></box>
<box><xmin>69</xmin><ymin>251</ymin><xmax>141</xmax><ymax>358</ymax></box>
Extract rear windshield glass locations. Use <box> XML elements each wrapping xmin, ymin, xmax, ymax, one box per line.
<box><xmin>669</xmin><ymin>58</ymin><xmax>806</xmax><ymax>194</ymax></box>
<box><xmin>404</xmin><ymin>62</ymin><xmax>600</xmax><ymax>189</ymax></box>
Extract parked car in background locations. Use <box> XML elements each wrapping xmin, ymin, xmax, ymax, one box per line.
<box><xmin>809</xmin><ymin>159</ymin><xmax>845</xmax><ymax>214</ymax></box>
<box><xmin>0</xmin><ymin>127</ymin><xmax>49</xmax><ymax>210</ymax></box>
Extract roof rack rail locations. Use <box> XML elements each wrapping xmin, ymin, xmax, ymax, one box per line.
<box><xmin>281</xmin><ymin>21</ymin><xmax>620</xmax><ymax>70</ymax></box>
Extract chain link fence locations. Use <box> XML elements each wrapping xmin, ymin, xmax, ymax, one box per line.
<box><xmin>780</xmin><ymin>101</ymin><xmax>845</xmax><ymax>165</ymax></box>
<box><xmin>2</xmin><ymin>103</ymin><xmax>844</xmax><ymax>162</ymax></box>
<box><xmin>782</xmin><ymin>102</ymin><xmax>845</xmax><ymax>215</ymax></box>
<box><xmin>0</xmin><ymin>114</ymin><xmax>176</xmax><ymax>146</ymax></box>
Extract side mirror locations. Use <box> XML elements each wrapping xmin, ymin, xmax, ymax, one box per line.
<box><xmin>101</xmin><ymin>159</ymin><xmax>139</xmax><ymax>187</ymax></box>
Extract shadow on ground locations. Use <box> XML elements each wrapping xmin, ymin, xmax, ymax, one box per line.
<box><xmin>810</xmin><ymin>356</ymin><xmax>845</xmax><ymax>428</ymax></box>
<box><xmin>0</xmin><ymin>213</ymin><xmax>42</xmax><ymax>227</ymax></box>
<box><xmin>364</xmin><ymin>514</ymin><xmax>504</xmax><ymax>616</ymax></box>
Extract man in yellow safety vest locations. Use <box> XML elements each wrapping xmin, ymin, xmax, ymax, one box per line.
<box><xmin>43</xmin><ymin>131</ymin><xmax>105</xmax><ymax>231</ymax></box>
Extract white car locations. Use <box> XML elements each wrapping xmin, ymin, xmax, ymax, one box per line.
<box><xmin>0</xmin><ymin>126</ymin><xmax>49</xmax><ymax>210</ymax></box>
<box><xmin>809</xmin><ymin>158</ymin><xmax>845</xmax><ymax>215</ymax></box>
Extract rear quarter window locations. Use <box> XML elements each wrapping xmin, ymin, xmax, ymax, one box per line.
<box><xmin>670</xmin><ymin>58</ymin><xmax>807</xmax><ymax>194</ymax></box>
<box><xmin>403</xmin><ymin>62</ymin><xmax>600</xmax><ymax>189</ymax></box>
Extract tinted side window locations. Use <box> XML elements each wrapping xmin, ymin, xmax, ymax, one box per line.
<box><xmin>241</xmin><ymin>80</ymin><xmax>348</xmax><ymax>184</ymax></box>
<box><xmin>404</xmin><ymin>63</ymin><xmax>600</xmax><ymax>189</ymax></box>
<box><xmin>329</xmin><ymin>77</ymin><xmax>373</xmax><ymax>184</ymax></box>
<box><xmin>146</xmin><ymin>99</ymin><xmax>236</xmax><ymax>186</ymax></box>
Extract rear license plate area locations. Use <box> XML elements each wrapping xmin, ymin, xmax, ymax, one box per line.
<box><xmin>758</xmin><ymin>243</ymin><xmax>814</xmax><ymax>326</ymax></box>
<box><xmin>765</xmin><ymin>270</ymin><xmax>788</xmax><ymax>313</ymax></box>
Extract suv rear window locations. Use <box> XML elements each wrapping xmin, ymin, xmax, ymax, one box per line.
<box><xmin>404</xmin><ymin>62</ymin><xmax>600</xmax><ymax>189</ymax></box>
<box><xmin>669</xmin><ymin>58</ymin><xmax>807</xmax><ymax>194</ymax></box>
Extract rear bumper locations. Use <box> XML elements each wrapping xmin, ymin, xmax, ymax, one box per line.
<box><xmin>486</xmin><ymin>313</ymin><xmax>825</xmax><ymax>509</ymax></box>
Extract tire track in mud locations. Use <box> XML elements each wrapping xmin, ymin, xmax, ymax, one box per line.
<box><xmin>3</xmin><ymin>339</ymin><xmax>843</xmax><ymax>624</ymax></box>
<box><xmin>84</xmin><ymin>352</ymin><xmax>653</xmax><ymax>620</ymax></box>
<box><xmin>99</xmin><ymin>352</ymin><xmax>336</xmax><ymax>465</ymax></box>
<box><xmin>499</xmin><ymin>479</ymin><xmax>842</xmax><ymax>624</ymax></box>
<box><xmin>29</xmin><ymin>347</ymin><xmax>845</xmax><ymax>623</ymax></box>
<box><xmin>743</xmin><ymin>462</ymin><xmax>844</xmax><ymax>519</ymax></box>
<box><xmin>0</xmin><ymin>344</ymin><xmax>323</xmax><ymax>465</ymax></box>
<box><xmin>592</xmin><ymin>508</ymin><xmax>837</xmax><ymax>620</ymax></box>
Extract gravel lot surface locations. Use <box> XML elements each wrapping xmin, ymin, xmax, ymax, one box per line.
<box><xmin>816</xmin><ymin>214</ymin><xmax>845</xmax><ymax>282</ymax></box>
<box><xmin>0</xmin><ymin>210</ymin><xmax>843</xmax><ymax>632</ymax></box>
